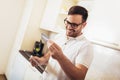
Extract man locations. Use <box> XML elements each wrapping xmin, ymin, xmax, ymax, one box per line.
<box><xmin>30</xmin><ymin>6</ymin><xmax>93</xmax><ymax>80</ymax></box>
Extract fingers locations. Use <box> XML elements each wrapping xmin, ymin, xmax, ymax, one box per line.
<box><xmin>49</xmin><ymin>43</ymin><xmax>61</xmax><ymax>53</ymax></box>
<box><xmin>49</xmin><ymin>43</ymin><xmax>57</xmax><ymax>53</ymax></box>
<box><xmin>47</xmin><ymin>40</ymin><xmax>55</xmax><ymax>53</ymax></box>
<box><xmin>47</xmin><ymin>40</ymin><xmax>63</xmax><ymax>59</ymax></box>
<box><xmin>47</xmin><ymin>40</ymin><xmax>60</xmax><ymax>48</ymax></box>
<box><xmin>29</xmin><ymin>56</ymin><xmax>39</xmax><ymax>67</ymax></box>
<box><xmin>47</xmin><ymin>40</ymin><xmax>54</xmax><ymax>48</ymax></box>
<box><xmin>49</xmin><ymin>43</ymin><xmax>61</xmax><ymax>59</ymax></box>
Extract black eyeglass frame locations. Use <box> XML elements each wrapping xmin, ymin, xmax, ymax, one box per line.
<box><xmin>64</xmin><ymin>18</ymin><xmax>83</xmax><ymax>28</ymax></box>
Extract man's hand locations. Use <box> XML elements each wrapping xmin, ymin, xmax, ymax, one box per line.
<box><xmin>29</xmin><ymin>56</ymin><xmax>41</xmax><ymax>66</ymax></box>
<box><xmin>48</xmin><ymin>40</ymin><xmax>63</xmax><ymax>60</ymax></box>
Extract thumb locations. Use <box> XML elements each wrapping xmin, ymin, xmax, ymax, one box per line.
<box><xmin>47</xmin><ymin>40</ymin><xmax>54</xmax><ymax>48</ymax></box>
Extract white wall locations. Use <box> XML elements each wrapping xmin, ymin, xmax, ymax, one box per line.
<box><xmin>85</xmin><ymin>44</ymin><xmax>120</xmax><ymax>80</ymax></box>
<box><xmin>21</xmin><ymin>0</ymin><xmax>48</xmax><ymax>51</ymax></box>
<box><xmin>82</xmin><ymin>1</ymin><xmax>120</xmax><ymax>79</ymax></box>
<box><xmin>0</xmin><ymin>0</ymin><xmax>25</xmax><ymax>74</ymax></box>
<box><xmin>5</xmin><ymin>0</ymin><xmax>48</xmax><ymax>79</ymax></box>
<box><xmin>84</xmin><ymin>0</ymin><xmax>120</xmax><ymax>45</ymax></box>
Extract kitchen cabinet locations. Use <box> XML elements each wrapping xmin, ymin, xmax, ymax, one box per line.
<box><xmin>8</xmin><ymin>51</ymin><xmax>44</xmax><ymax>80</ymax></box>
<box><xmin>40</xmin><ymin>0</ymin><xmax>69</xmax><ymax>33</ymax></box>
<box><xmin>40</xmin><ymin>0</ymin><xmax>63</xmax><ymax>33</ymax></box>
<box><xmin>24</xmin><ymin>62</ymin><xmax>43</xmax><ymax>80</ymax></box>
<box><xmin>8</xmin><ymin>53</ymin><xmax>28</xmax><ymax>80</ymax></box>
<box><xmin>6</xmin><ymin>0</ymin><xmax>47</xmax><ymax>80</ymax></box>
<box><xmin>40</xmin><ymin>0</ymin><xmax>94</xmax><ymax>33</ymax></box>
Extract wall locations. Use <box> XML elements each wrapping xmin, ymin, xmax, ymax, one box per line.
<box><xmin>21</xmin><ymin>0</ymin><xmax>48</xmax><ymax>51</ymax></box>
<box><xmin>84</xmin><ymin>0</ymin><xmax>120</xmax><ymax>46</ymax></box>
<box><xmin>85</xmin><ymin>44</ymin><xmax>120</xmax><ymax>80</ymax></box>
<box><xmin>0</xmin><ymin>0</ymin><xmax>25</xmax><ymax>74</ymax></box>
<box><xmin>82</xmin><ymin>0</ymin><xmax>120</xmax><ymax>79</ymax></box>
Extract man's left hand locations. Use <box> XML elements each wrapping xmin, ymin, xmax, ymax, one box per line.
<box><xmin>48</xmin><ymin>40</ymin><xmax>63</xmax><ymax>60</ymax></box>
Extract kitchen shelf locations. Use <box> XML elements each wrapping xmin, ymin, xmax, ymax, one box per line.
<box><xmin>40</xmin><ymin>26</ymin><xmax>65</xmax><ymax>33</ymax></box>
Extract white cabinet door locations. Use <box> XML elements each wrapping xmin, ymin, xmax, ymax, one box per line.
<box><xmin>24</xmin><ymin>63</ymin><xmax>43</xmax><ymax>80</ymax></box>
<box><xmin>9</xmin><ymin>53</ymin><xmax>28</xmax><ymax>80</ymax></box>
<box><xmin>40</xmin><ymin>0</ymin><xmax>63</xmax><ymax>33</ymax></box>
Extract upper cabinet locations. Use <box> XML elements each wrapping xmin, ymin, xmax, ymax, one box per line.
<box><xmin>40</xmin><ymin>0</ymin><xmax>94</xmax><ymax>33</ymax></box>
<box><xmin>40</xmin><ymin>0</ymin><xmax>63</xmax><ymax>33</ymax></box>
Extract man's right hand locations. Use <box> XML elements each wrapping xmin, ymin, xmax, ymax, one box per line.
<box><xmin>29</xmin><ymin>52</ymin><xmax>50</xmax><ymax>67</ymax></box>
<box><xmin>29</xmin><ymin>56</ymin><xmax>41</xmax><ymax>67</ymax></box>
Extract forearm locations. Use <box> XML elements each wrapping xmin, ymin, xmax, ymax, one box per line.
<box><xmin>57</xmin><ymin>54</ymin><xmax>85</xmax><ymax>80</ymax></box>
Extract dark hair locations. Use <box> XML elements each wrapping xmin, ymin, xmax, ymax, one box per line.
<box><xmin>68</xmin><ymin>6</ymin><xmax>88</xmax><ymax>22</ymax></box>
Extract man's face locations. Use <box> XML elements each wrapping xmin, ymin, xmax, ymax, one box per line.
<box><xmin>65</xmin><ymin>15</ymin><xmax>86</xmax><ymax>37</ymax></box>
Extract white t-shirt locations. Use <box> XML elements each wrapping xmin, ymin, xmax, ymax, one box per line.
<box><xmin>42</xmin><ymin>33</ymin><xmax>93</xmax><ymax>80</ymax></box>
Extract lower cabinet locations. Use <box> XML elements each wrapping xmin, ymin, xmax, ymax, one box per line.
<box><xmin>8</xmin><ymin>53</ymin><xmax>43</xmax><ymax>80</ymax></box>
<box><xmin>24</xmin><ymin>63</ymin><xmax>43</xmax><ymax>80</ymax></box>
<box><xmin>8</xmin><ymin>53</ymin><xmax>27</xmax><ymax>80</ymax></box>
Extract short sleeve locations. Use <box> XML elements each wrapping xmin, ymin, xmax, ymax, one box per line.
<box><xmin>75</xmin><ymin>43</ymin><xmax>93</xmax><ymax>68</ymax></box>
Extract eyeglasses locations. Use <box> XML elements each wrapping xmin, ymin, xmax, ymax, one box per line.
<box><xmin>64</xmin><ymin>18</ymin><xmax>83</xmax><ymax>28</ymax></box>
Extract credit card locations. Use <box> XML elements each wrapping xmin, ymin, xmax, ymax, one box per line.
<box><xmin>41</xmin><ymin>33</ymin><xmax>49</xmax><ymax>43</ymax></box>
